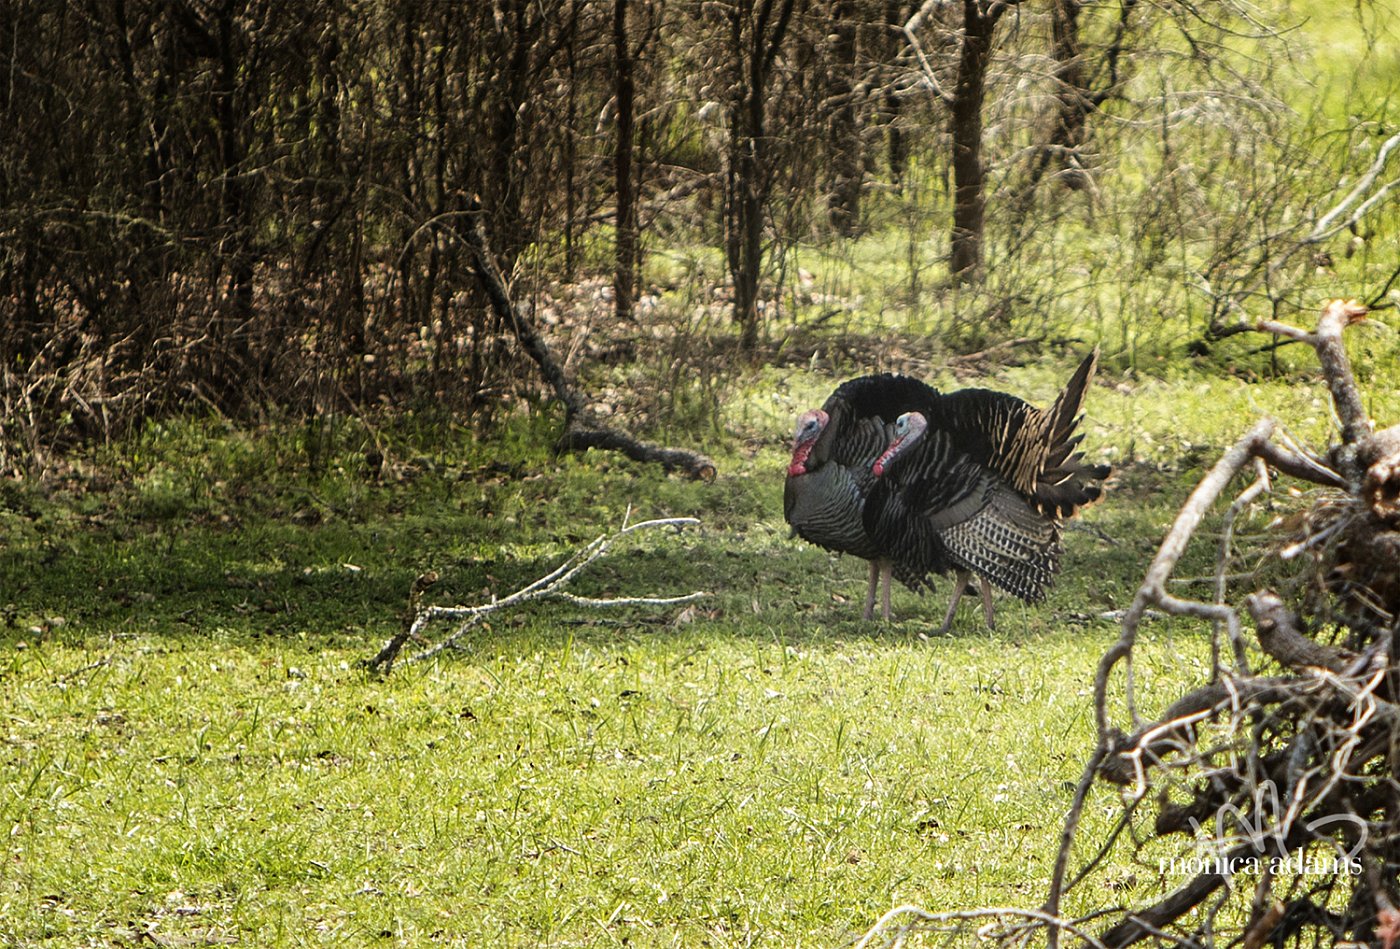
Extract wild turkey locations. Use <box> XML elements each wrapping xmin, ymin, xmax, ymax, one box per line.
<box><xmin>784</xmin><ymin>373</ymin><xmax>943</xmax><ymax>620</ymax></box>
<box><xmin>863</xmin><ymin>350</ymin><xmax>1109</xmax><ymax>630</ymax></box>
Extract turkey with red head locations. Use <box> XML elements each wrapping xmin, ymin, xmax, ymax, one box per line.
<box><xmin>784</xmin><ymin>373</ymin><xmax>943</xmax><ymax>620</ymax></box>
<box><xmin>863</xmin><ymin>350</ymin><xmax>1109</xmax><ymax>630</ymax></box>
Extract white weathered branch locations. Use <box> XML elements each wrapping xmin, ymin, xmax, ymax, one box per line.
<box><xmin>1308</xmin><ymin>130</ymin><xmax>1400</xmax><ymax>243</ymax></box>
<box><xmin>854</xmin><ymin>904</ymin><xmax>1109</xmax><ymax>949</ymax></box>
<box><xmin>367</xmin><ymin>517</ymin><xmax>707</xmax><ymax>673</ymax></box>
<box><xmin>901</xmin><ymin>1</ymin><xmax>956</xmax><ymax>106</ymax></box>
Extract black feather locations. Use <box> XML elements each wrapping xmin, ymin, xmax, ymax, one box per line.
<box><xmin>784</xmin><ymin>354</ymin><xmax>1109</xmax><ymax>620</ymax></box>
<box><xmin>862</xmin><ymin>350</ymin><xmax>1109</xmax><ymax>603</ymax></box>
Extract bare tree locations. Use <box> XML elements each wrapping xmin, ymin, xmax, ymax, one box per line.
<box><xmin>901</xmin><ymin>0</ymin><xmax>1023</xmax><ymax>282</ymax></box>
<box><xmin>824</xmin><ymin>0</ymin><xmax>864</xmax><ymax>236</ymax></box>
<box><xmin>1015</xmin><ymin>0</ymin><xmax>1140</xmax><ymax>210</ymax></box>
<box><xmin>947</xmin><ymin>0</ymin><xmax>1022</xmax><ymax>280</ymax></box>
<box><xmin>720</xmin><ymin>0</ymin><xmax>801</xmax><ymax>352</ymax></box>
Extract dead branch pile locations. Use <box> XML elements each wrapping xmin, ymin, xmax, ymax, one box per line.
<box><xmin>854</xmin><ymin>300</ymin><xmax>1400</xmax><ymax>948</ymax></box>
<box><xmin>1038</xmin><ymin>300</ymin><xmax>1400</xmax><ymax>948</ymax></box>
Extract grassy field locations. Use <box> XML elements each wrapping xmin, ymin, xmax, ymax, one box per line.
<box><xmin>5</xmin><ymin>352</ymin><xmax>1398</xmax><ymax>947</ymax></box>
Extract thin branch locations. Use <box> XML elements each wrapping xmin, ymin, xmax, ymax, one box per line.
<box><xmin>366</xmin><ymin>518</ymin><xmax>706</xmax><ymax>674</ymax></box>
<box><xmin>854</xmin><ymin>904</ymin><xmax>1110</xmax><ymax>949</ymax></box>
<box><xmin>1212</xmin><ymin>456</ymin><xmax>1270</xmax><ymax>675</ymax></box>
<box><xmin>53</xmin><ymin>655</ymin><xmax>114</xmax><ymax>685</ymax></box>
<box><xmin>1254</xmin><ymin>319</ymin><xmax>1314</xmax><ymax>344</ymax></box>
<box><xmin>1096</xmin><ymin>417</ymin><xmax>1277</xmax><ymax>736</ymax></box>
<box><xmin>1366</xmin><ymin>259</ymin><xmax>1400</xmax><ymax>308</ymax></box>
<box><xmin>901</xmin><ymin>1</ymin><xmax>957</xmax><ymax>106</ymax></box>
<box><xmin>1305</xmin><ymin>130</ymin><xmax>1400</xmax><ymax>245</ymax></box>
<box><xmin>551</xmin><ymin>592</ymin><xmax>708</xmax><ymax>608</ymax></box>
<box><xmin>1254</xmin><ymin>435</ymin><xmax>1347</xmax><ymax>489</ymax></box>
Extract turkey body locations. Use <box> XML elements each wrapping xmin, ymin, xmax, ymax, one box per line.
<box><xmin>783</xmin><ymin>373</ymin><xmax>943</xmax><ymax>620</ymax></box>
<box><xmin>863</xmin><ymin>350</ymin><xmax>1109</xmax><ymax>630</ymax></box>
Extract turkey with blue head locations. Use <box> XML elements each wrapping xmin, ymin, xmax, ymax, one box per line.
<box><xmin>784</xmin><ymin>372</ymin><xmax>943</xmax><ymax>620</ymax></box>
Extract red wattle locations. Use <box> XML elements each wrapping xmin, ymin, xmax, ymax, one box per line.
<box><xmin>787</xmin><ymin>440</ymin><xmax>815</xmax><ymax>477</ymax></box>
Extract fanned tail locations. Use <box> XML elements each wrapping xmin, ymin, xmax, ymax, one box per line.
<box><xmin>1034</xmin><ymin>348</ymin><xmax>1110</xmax><ymax>518</ymax></box>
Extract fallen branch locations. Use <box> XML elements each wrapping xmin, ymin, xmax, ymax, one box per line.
<box><xmin>1246</xmin><ymin>591</ymin><xmax>1356</xmax><ymax>673</ymax></box>
<box><xmin>559</xmin><ymin>427</ymin><xmax>717</xmax><ymax>480</ymax></box>
<box><xmin>456</xmin><ymin>198</ymin><xmax>717</xmax><ymax>481</ymax></box>
<box><xmin>854</xmin><ymin>904</ymin><xmax>1111</xmax><ymax>949</ymax></box>
<box><xmin>946</xmin><ymin>335</ymin><xmax>1046</xmax><ymax>369</ymax></box>
<box><xmin>53</xmin><ymin>655</ymin><xmax>114</xmax><ymax>685</ymax></box>
<box><xmin>365</xmin><ymin>517</ymin><xmax>707</xmax><ymax>674</ymax></box>
<box><xmin>1097</xmin><ymin>675</ymin><xmax>1306</xmax><ymax>787</ymax></box>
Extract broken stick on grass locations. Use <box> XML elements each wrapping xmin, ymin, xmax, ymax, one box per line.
<box><xmin>366</xmin><ymin>517</ymin><xmax>707</xmax><ymax>674</ymax></box>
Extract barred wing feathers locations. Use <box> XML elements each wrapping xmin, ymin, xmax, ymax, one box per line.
<box><xmin>864</xmin><ymin>432</ymin><xmax>1060</xmax><ymax>601</ymax></box>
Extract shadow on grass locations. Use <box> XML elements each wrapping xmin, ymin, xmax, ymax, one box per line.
<box><xmin>1</xmin><ymin>500</ymin><xmax>1166</xmax><ymax>661</ymax></box>
<box><xmin>0</xmin><ymin>446</ymin><xmax>1188</xmax><ymax>663</ymax></box>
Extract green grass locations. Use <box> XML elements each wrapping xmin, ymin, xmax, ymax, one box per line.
<box><xmin>2</xmin><ymin>618</ymin><xmax>1172</xmax><ymax>946</ymax></box>
<box><xmin>1</xmin><ymin>362</ymin><xmax>1354</xmax><ymax>946</ymax></box>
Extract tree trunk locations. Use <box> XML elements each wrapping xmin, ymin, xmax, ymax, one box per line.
<box><xmin>826</xmin><ymin>0</ymin><xmax>862</xmax><ymax>237</ymax></box>
<box><xmin>212</xmin><ymin>0</ymin><xmax>256</xmax><ymax>404</ymax></box>
<box><xmin>1017</xmin><ymin>0</ymin><xmax>1139</xmax><ymax>212</ymax></box>
<box><xmin>486</xmin><ymin>0</ymin><xmax>537</xmax><ymax>274</ymax></box>
<box><xmin>1019</xmin><ymin>0</ymin><xmax>1088</xmax><ymax>204</ymax></box>
<box><xmin>948</xmin><ymin>0</ymin><xmax>1000</xmax><ymax>283</ymax></box>
<box><xmin>1048</xmin><ymin>0</ymin><xmax>1088</xmax><ymax>185</ymax></box>
<box><xmin>734</xmin><ymin>75</ymin><xmax>766</xmax><ymax>351</ymax></box>
<box><xmin>613</xmin><ymin>0</ymin><xmax>638</xmax><ymax>324</ymax></box>
<box><xmin>725</xmin><ymin>0</ymin><xmax>798</xmax><ymax>353</ymax></box>
<box><xmin>882</xmin><ymin>0</ymin><xmax>910</xmax><ymax>185</ymax></box>
<box><xmin>563</xmin><ymin>0</ymin><xmax>580</xmax><ymax>278</ymax></box>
